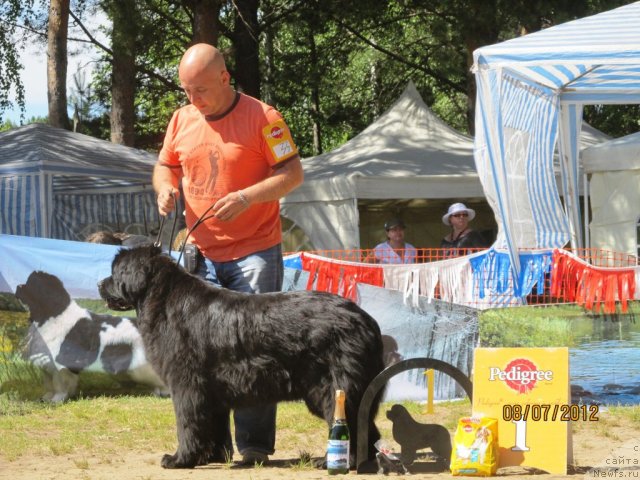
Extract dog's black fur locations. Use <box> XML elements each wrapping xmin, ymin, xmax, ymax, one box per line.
<box><xmin>98</xmin><ymin>245</ymin><xmax>384</xmax><ymax>469</ymax></box>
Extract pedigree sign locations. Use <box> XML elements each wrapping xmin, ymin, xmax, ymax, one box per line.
<box><xmin>472</xmin><ymin>348</ymin><xmax>570</xmax><ymax>475</ymax></box>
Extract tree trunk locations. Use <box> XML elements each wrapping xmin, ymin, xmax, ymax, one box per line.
<box><xmin>110</xmin><ymin>0</ymin><xmax>138</xmax><ymax>146</ymax></box>
<box><xmin>232</xmin><ymin>0</ymin><xmax>260</xmax><ymax>98</ymax></box>
<box><xmin>47</xmin><ymin>0</ymin><xmax>71</xmax><ymax>129</ymax></box>
<box><xmin>307</xmin><ymin>28</ymin><xmax>322</xmax><ymax>155</ymax></box>
<box><xmin>191</xmin><ymin>0</ymin><xmax>221</xmax><ymax>45</ymax></box>
<box><xmin>463</xmin><ymin>0</ymin><xmax>500</xmax><ymax>136</ymax></box>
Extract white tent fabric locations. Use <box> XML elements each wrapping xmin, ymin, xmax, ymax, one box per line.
<box><xmin>281</xmin><ymin>82</ymin><xmax>609</xmax><ymax>251</ymax></box>
<box><xmin>281</xmin><ymin>81</ymin><xmax>478</xmax><ymax>250</ymax></box>
<box><xmin>472</xmin><ymin>1</ymin><xmax>640</xmax><ymax>282</ymax></box>
<box><xmin>582</xmin><ymin>131</ymin><xmax>640</xmax><ymax>259</ymax></box>
<box><xmin>0</xmin><ymin>123</ymin><xmax>159</xmax><ymax>240</ymax></box>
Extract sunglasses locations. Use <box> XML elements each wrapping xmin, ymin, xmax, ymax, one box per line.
<box><xmin>451</xmin><ymin>213</ymin><xmax>469</xmax><ymax>218</ymax></box>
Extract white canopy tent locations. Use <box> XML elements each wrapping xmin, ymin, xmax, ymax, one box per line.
<box><xmin>281</xmin><ymin>82</ymin><xmax>479</xmax><ymax>250</ymax></box>
<box><xmin>281</xmin><ymin>82</ymin><xmax>608</xmax><ymax>250</ymax></box>
<box><xmin>472</xmin><ymin>1</ymin><xmax>640</xmax><ymax>281</ymax></box>
<box><xmin>582</xmin><ymin>131</ymin><xmax>640</xmax><ymax>260</ymax></box>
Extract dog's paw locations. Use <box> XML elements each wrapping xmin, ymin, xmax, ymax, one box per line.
<box><xmin>49</xmin><ymin>392</ymin><xmax>69</xmax><ymax>403</ymax></box>
<box><xmin>161</xmin><ymin>453</ymin><xmax>195</xmax><ymax>469</ymax></box>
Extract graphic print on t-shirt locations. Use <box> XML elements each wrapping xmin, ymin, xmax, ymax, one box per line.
<box><xmin>184</xmin><ymin>143</ymin><xmax>220</xmax><ymax>199</ymax></box>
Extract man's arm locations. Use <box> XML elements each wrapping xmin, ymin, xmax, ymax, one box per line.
<box><xmin>153</xmin><ymin>162</ymin><xmax>182</xmax><ymax>216</ymax></box>
<box><xmin>213</xmin><ymin>156</ymin><xmax>304</xmax><ymax>222</ymax></box>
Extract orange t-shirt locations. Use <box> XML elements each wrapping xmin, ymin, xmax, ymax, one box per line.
<box><xmin>158</xmin><ymin>93</ymin><xmax>299</xmax><ymax>261</ymax></box>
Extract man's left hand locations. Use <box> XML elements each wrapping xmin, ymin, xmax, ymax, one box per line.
<box><xmin>212</xmin><ymin>191</ymin><xmax>250</xmax><ymax>221</ymax></box>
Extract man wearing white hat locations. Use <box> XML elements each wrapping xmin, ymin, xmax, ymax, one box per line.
<box><xmin>440</xmin><ymin>203</ymin><xmax>488</xmax><ymax>256</ymax></box>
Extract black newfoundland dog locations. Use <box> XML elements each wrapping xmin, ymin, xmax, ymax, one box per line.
<box><xmin>98</xmin><ymin>245</ymin><xmax>384</xmax><ymax>469</ymax></box>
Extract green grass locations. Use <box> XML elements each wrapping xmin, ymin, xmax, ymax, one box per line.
<box><xmin>0</xmin><ymin>394</ymin><xmax>176</xmax><ymax>461</ymax></box>
<box><xmin>0</xmin><ymin>392</ymin><xmax>472</xmax><ymax>463</ymax></box>
<box><xmin>479</xmin><ymin>301</ymin><xmax>639</xmax><ymax>347</ymax></box>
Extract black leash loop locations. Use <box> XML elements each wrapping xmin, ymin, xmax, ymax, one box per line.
<box><xmin>176</xmin><ymin>203</ymin><xmax>216</xmax><ymax>266</ymax></box>
<box><xmin>154</xmin><ymin>215</ymin><xmax>165</xmax><ymax>248</ymax></box>
<box><xmin>154</xmin><ymin>191</ymin><xmax>179</xmax><ymax>250</ymax></box>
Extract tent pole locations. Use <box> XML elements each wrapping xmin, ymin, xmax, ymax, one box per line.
<box><xmin>583</xmin><ymin>173</ymin><xmax>590</xmax><ymax>250</ymax></box>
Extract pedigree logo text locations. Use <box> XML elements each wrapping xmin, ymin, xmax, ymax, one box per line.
<box><xmin>267</xmin><ymin>126</ymin><xmax>284</xmax><ymax>139</ymax></box>
<box><xmin>488</xmin><ymin>358</ymin><xmax>553</xmax><ymax>394</ymax></box>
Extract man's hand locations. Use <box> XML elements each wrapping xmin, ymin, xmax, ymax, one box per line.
<box><xmin>157</xmin><ymin>187</ymin><xmax>180</xmax><ymax>216</ymax></box>
<box><xmin>212</xmin><ymin>190</ymin><xmax>251</xmax><ymax>222</ymax></box>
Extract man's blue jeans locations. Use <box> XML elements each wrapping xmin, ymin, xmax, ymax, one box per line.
<box><xmin>196</xmin><ymin>243</ymin><xmax>283</xmax><ymax>456</ymax></box>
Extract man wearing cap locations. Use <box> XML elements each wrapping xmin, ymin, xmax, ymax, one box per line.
<box><xmin>372</xmin><ymin>218</ymin><xmax>417</xmax><ymax>264</ymax></box>
<box><xmin>440</xmin><ymin>202</ymin><xmax>487</xmax><ymax>256</ymax></box>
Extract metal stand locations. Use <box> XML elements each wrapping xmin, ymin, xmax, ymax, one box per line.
<box><xmin>356</xmin><ymin>357</ymin><xmax>473</xmax><ymax>473</ymax></box>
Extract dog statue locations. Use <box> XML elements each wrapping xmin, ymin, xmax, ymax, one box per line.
<box><xmin>386</xmin><ymin>404</ymin><xmax>451</xmax><ymax>469</ymax></box>
<box><xmin>98</xmin><ymin>245</ymin><xmax>385</xmax><ymax>469</ymax></box>
<box><xmin>15</xmin><ymin>270</ymin><xmax>167</xmax><ymax>402</ymax></box>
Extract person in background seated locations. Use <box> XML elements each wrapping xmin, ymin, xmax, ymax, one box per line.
<box><xmin>85</xmin><ymin>231</ymin><xmax>122</xmax><ymax>245</ymax></box>
<box><xmin>440</xmin><ymin>202</ymin><xmax>487</xmax><ymax>256</ymax></box>
<box><xmin>373</xmin><ymin>218</ymin><xmax>417</xmax><ymax>264</ymax></box>
<box><xmin>85</xmin><ymin>230</ymin><xmax>152</xmax><ymax>247</ymax></box>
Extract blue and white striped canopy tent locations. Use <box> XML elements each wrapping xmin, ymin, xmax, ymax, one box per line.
<box><xmin>0</xmin><ymin>123</ymin><xmax>160</xmax><ymax>240</ymax></box>
<box><xmin>472</xmin><ymin>1</ymin><xmax>640</xmax><ymax>283</ymax></box>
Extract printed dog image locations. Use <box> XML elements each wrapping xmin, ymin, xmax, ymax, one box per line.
<box><xmin>15</xmin><ymin>271</ymin><xmax>167</xmax><ymax>403</ymax></box>
<box><xmin>386</xmin><ymin>404</ymin><xmax>451</xmax><ymax>468</ymax></box>
<box><xmin>98</xmin><ymin>245</ymin><xmax>385</xmax><ymax>469</ymax></box>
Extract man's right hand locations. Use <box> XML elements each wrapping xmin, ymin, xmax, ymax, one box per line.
<box><xmin>157</xmin><ymin>187</ymin><xmax>180</xmax><ymax>216</ymax></box>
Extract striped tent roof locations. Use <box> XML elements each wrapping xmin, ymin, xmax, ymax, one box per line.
<box><xmin>471</xmin><ymin>2</ymin><xmax>640</xmax><ymax>289</ymax></box>
<box><xmin>474</xmin><ymin>2</ymin><xmax>640</xmax><ymax>65</ymax></box>
<box><xmin>474</xmin><ymin>2</ymin><xmax>640</xmax><ymax>101</ymax></box>
<box><xmin>0</xmin><ymin>123</ymin><xmax>156</xmax><ymax>193</ymax></box>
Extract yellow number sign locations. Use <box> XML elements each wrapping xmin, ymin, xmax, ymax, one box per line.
<box><xmin>472</xmin><ymin>347</ymin><xmax>570</xmax><ymax>475</ymax></box>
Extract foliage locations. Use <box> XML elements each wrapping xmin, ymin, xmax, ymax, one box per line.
<box><xmin>0</xmin><ymin>310</ymin><xmax>29</xmax><ymax>353</ymax></box>
<box><xmin>2</xmin><ymin>0</ymin><xmax>637</xmax><ymax>151</ymax></box>
<box><xmin>0</xmin><ymin>116</ymin><xmax>48</xmax><ymax>131</ymax></box>
<box><xmin>584</xmin><ymin>104</ymin><xmax>640</xmax><ymax>137</ymax></box>
<box><xmin>479</xmin><ymin>310</ymin><xmax>575</xmax><ymax>348</ymax></box>
<box><xmin>478</xmin><ymin>303</ymin><xmax>639</xmax><ymax>347</ymax></box>
<box><xmin>0</xmin><ymin>0</ymin><xmax>37</xmax><ymax>123</ymax></box>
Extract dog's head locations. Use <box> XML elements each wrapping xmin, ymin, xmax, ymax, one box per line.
<box><xmin>98</xmin><ymin>244</ymin><xmax>166</xmax><ymax>311</ymax></box>
<box><xmin>15</xmin><ymin>271</ymin><xmax>71</xmax><ymax>325</ymax></box>
<box><xmin>386</xmin><ymin>403</ymin><xmax>410</xmax><ymax>422</ymax></box>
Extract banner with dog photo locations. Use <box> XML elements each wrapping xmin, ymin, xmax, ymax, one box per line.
<box><xmin>0</xmin><ymin>234</ymin><xmax>168</xmax><ymax>401</ymax></box>
<box><xmin>1</xmin><ymin>234</ymin><xmax>478</xmax><ymax>402</ymax></box>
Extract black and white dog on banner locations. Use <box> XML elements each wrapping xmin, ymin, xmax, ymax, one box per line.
<box><xmin>98</xmin><ymin>245</ymin><xmax>385</xmax><ymax>469</ymax></box>
<box><xmin>15</xmin><ymin>270</ymin><xmax>167</xmax><ymax>402</ymax></box>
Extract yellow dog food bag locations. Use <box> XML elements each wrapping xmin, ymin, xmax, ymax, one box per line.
<box><xmin>450</xmin><ymin>416</ymin><xmax>499</xmax><ymax>476</ymax></box>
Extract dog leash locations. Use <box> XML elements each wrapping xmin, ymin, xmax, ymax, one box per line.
<box><xmin>154</xmin><ymin>192</ymin><xmax>179</xmax><ymax>251</ymax></box>
<box><xmin>175</xmin><ymin>203</ymin><xmax>217</xmax><ymax>267</ymax></box>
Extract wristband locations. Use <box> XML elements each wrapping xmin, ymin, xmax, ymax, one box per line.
<box><xmin>237</xmin><ymin>190</ymin><xmax>250</xmax><ymax>207</ymax></box>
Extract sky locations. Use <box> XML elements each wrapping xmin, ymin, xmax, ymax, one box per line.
<box><xmin>3</xmin><ymin>13</ymin><xmax>107</xmax><ymax>124</ymax></box>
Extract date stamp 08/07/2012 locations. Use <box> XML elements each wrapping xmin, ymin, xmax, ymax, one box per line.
<box><xmin>502</xmin><ymin>403</ymin><xmax>600</xmax><ymax>422</ymax></box>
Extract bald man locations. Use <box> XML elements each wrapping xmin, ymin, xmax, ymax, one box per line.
<box><xmin>153</xmin><ymin>43</ymin><xmax>303</xmax><ymax>466</ymax></box>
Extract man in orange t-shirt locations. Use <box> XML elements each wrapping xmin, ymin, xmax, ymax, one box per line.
<box><xmin>153</xmin><ymin>43</ymin><xmax>303</xmax><ymax>466</ymax></box>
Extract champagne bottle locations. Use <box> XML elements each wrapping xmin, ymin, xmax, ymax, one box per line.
<box><xmin>327</xmin><ymin>389</ymin><xmax>350</xmax><ymax>475</ymax></box>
